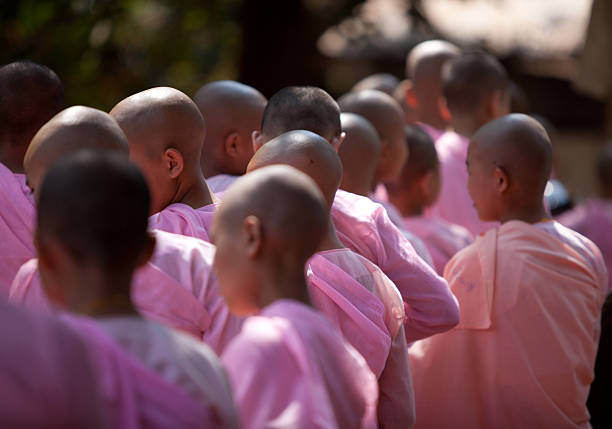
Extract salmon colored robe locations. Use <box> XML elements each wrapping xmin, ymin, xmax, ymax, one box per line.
<box><xmin>9</xmin><ymin>230</ymin><xmax>243</xmax><ymax>354</ymax></box>
<box><xmin>410</xmin><ymin>220</ymin><xmax>608</xmax><ymax>429</ymax></box>
<box><xmin>222</xmin><ymin>299</ymin><xmax>379</xmax><ymax>429</ymax></box>
<box><xmin>307</xmin><ymin>249</ymin><xmax>415</xmax><ymax>428</ymax></box>
<box><xmin>0</xmin><ymin>163</ymin><xmax>35</xmax><ymax>297</ymax></box>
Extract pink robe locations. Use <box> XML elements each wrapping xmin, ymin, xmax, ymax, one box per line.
<box><xmin>62</xmin><ymin>315</ymin><xmax>220</xmax><ymax>429</ymax></box>
<box><xmin>425</xmin><ymin>131</ymin><xmax>498</xmax><ymax>236</ymax></box>
<box><xmin>307</xmin><ymin>249</ymin><xmax>415</xmax><ymax>428</ymax></box>
<box><xmin>222</xmin><ymin>299</ymin><xmax>379</xmax><ymax>429</ymax></box>
<box><xmin>9</xmin><ymin>230</ymin><xmax>243</xmax><ymax>354</ymax></box>
<box><xmin>409</xmin><ymin>220</ymin><xmax>607</xmax><ymax>429</ymax></box>
<box><xmin>0</xmin><ymin>300</ymin><xmax>105</xmax><ymax>428</ymax></box>
<box><xmin>559</xmin><ymin>198</ymin><xmax>612</xmax><ymax>292</ymax></box>
<box><xmin>0</xmin><ymin>163</ymin><xmax>36</xmax><ymax>297</ymax></box>
<box><xmin>332</xmin><ymin>189</ymin><xmax>459</xmax><ymax>342</ymax></box>
<box><xmin>417</xmin><ymin>122</ymin><xmax>446</xmax><ymax>146</ymax></box>
<box><xmin>403</xmin><ymin>215</ymin><xmax>474</xmax><ymax>275</ymax></box>
<box><xmin>370</xmin><ymin>194</ymin><xmax>435</xmax><ymax>267</ymax></box>
<box><xmin>148</xmin><ymin>203</ymin><xmax>217</xmax><ymax>242</ymax></box>
<box><xmin>207</xmin><ymin>173</ymin><xmax>240</xmax><ymax>195</ymax></box>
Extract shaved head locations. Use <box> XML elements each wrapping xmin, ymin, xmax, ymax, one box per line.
<box><xmin>24</xmin><ymin>106</ymin><xmax>128</xmax><ymax>197</ymax></box>
<box><xmin>0</xmin><ymin>61</ymin><xmax>64</xmax><ymax>172</ymax></box>
<box><xmin>338</xmin><ymin>89</ymin><xmax>407</xmax><ymax>183</ymax></box>
<box><xmin>37</xmin><ymin>150</ymin><xmax>150</xmax><ymax>293</ymax></box>
<box><xmin>405</xmin><ymin>40</ymin><xmax>460</xmax><ymax>129</ymax></box>
<box><xmin>351</xmin><ymin>73</ymin><xmax>400</xmax><ymax>95</ymax></box>
<box><xmin>385</xmin><ymin>125</ymin><xmax>439</xmax><ymax>215</ymax></box>
<box><xmin>259</xmin><ymin>86</ymin><xmax>341</xmax><ymax>143</ymax></box>
<box><xmin>212</xmin><ymin>165</ymin><xmax>327</xmax><ymax>313</ymax></box>
<box><xmin>338</xmin><ymin>113</ymin><xmax>381</xmax><ymax>195</ymax></box>
<box><xmin>399</xmin><ymin>125</ymin><xmax>438</xmax><ymax>184</ymax></box>
<box><xmin>443</xmin><ymin>51</ymin><xmax>508</xmax><ymax>117</ymax></box>
<box><xmin>468</xmin><ymin>113</ymin><xmax>552</xmax><ymax>220</ymax></box>
<box><xmin>247</xmin><ymin>130</ymin><xmax>342</xmax><ymax>208</ymax></box>
<box><xmin>110</xmin><ymin>87</ymin><xmax>205</xmax><ymax>164</ymax></box>
<box><xmin>110</xmin><ymin>87</ymin><xmax>212</xmax><ymax>214</ymax></box>
<box><xmin>193</xmin><ymin>80</ymin><xmax>266</xmax><ymax>177</ymax></box>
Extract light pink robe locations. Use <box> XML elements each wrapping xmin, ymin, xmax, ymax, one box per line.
<box><xmin>0</xmin><ymin>163</ymin><xmax>36</xmax><ymax>297</ymax></box>
<box><xmin>9</xmin><ymin>230</ymin><xmax>243</xmax><ymax>354</ymax></box>
<box><xmin>370</xmin><ymin>194</ymin><xmax>435</xmax><ymax>267</ymax></box>
<box><xmin>222</xmin><ymin>299</ymin><xmax>379</xmax><ymax>429</ymax></box>
<box><xmin>332</xmin><ymin>189</ymin><xmax>459</xmax><ymax>342</ymax></box>
<box><xmin>403</xmin><ymin>215</ymin><xmax>474</xmax><ymax>275</ymax></box>
<box><xmin>307</xmin><ymin>249</ymin><xmax>415</xmax><ymax>429</ymax></box>
<box><xmin>417</xmin><ymin>122</ymin><xmax>446</xmax><ymax>147</ymax></box>
<box><xmin>559</xmin><ymin>198</ymin><xmax>612</xmax><ymax>292</ymax></box>
<box><xmin>206</xmin><ymin>174</ymin><xmax>240</xmax><ymax>195</ymax></box>
<box><xmin>0</xmin><ymin>300</ymin><xmax>105</xmax><ymax>428</ymax></box>
<box><xmin>62</xmin><ymin>315</ymin><xmax>220</xmax><ymax>429</ymax></box>
<box><xmin>425</xmin><ymin>131</ymin><xmax>498</xmax><ymax>236</ymax></box>
<box><xmin>409</xmin><ymin>220</ymin><xmax>607</xmax><ymax>429</ymax></box>
<box><xmin>148</xmin><ymin>203</ymin><xmax>217</xmax><ymax>242</ymax></box>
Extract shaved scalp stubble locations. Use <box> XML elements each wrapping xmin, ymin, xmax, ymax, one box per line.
<box><xmin>261</xmin><ymin>86</ymin><xmax>342</xmax><ymax>142</ymax></box>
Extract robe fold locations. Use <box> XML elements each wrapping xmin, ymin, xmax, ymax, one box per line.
<box><xmin>332</xmin><ymin>189</ymin><xmax>459</xmax><ymax>342</ymax></box>
<box><xmin>0</xmin><ymin>300</ymin><xmax>105</xmax><ymax>429</ymax></box>
<box><xmin>307</xmin><ymin>249</ymin><xmax>415</xmax><ymax>428</ymax></box>
<box><xmin>0</xmin><ymin>163</ymin><xmax>35</xmax><ymax>297</ymax></box>
<box><xmin>63</xmin><ymin>315</ymin><xmax>224</xmax><ymax>429</ymax></box>
<box><xmin>410</xmin><ymin>220</ymin><xmax>607</xmax><ymax>429</ymax></box>
<box><xmin>403</xmin><ymin>215</ymin><xmax>473</xmax><ymax>275</ymax></box>
<box><xmin>9</xmin><ymin>230</ymin><xmax>243</xmax><ymax>354</ymax></box>
<box><xmin>222</xmin><ymin>299</ymin><xmax>379</xmax><ymax>429</ymax></box>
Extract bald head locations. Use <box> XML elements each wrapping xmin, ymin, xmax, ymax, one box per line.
<box><xmin>0</xmin><ymin>61</ymin><xmax>64</xmax><ymax>172</ymax></box>
<box><xmin>24</xmin><ymin>106</ymin><xmax>128</xmax><ymax>197</ymax></box>
<box><xmin>351</xmin><ymin>73</ymin><xmax>400</xmax><ymax>95</ymax></box>
<box><xmin>247</xmin><ymin>130</ymin><xmax>342</xmax><ymax>208</ymax></box>
<box><xmin>338</xmin><ymin>89</ymin><xmax>407</xmax><ymax>183</ymax></box>
<box><xmin>194</xmin><ymin>80</ymin><xmax>266</xmax><ymax>177</ymax></box>
<box><xmin>469</xmin><ymin>114</ymin><xmax>552</xmax><ymax>218</ymax></box>
<box><xmin>259</xmin><ymin>86</ymin><xmax>342</xmax><ymax>144</ymax></box>
<box><xmin>443</xmin><ymin>51</ymin><xmax>508</xmax><ymax>120</ymax></box>
<box><xmin>37</xmin><ymin>150</ymin><xmax>150</xmax><ymax>291</ymax></box>
<box><xmin>212</xmin><ymin>165</ymin><xmax>327</xmax><ymax>314</ymax></box>
<box><xmin>406</xmin><ymin>40</ymin><xmax>460</xmax><ymax>129</ymax></box>
<box><xmin>385</xmin><ymin>125</ymin><xmax>439</xmax><ymax>215</ymax></box>
<box><xmin>110</xmin><ymin>87</ymin><xmax>205</xmax><ymax>166</ymax></box>
<box><xmin>338</xmin><ymin>113</ymin><xmax>381</xmax><ymax>195</ymax></box>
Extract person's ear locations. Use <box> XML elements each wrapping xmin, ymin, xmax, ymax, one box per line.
<box><xmin>494</xmin><ymin>166</ymin><xmax>509</xmax><ymax>193</ymax></box>
<box><xmin>243</xmin><ymin>215</ymin><xmax>263</xmax><ymax>259</ymax></box>
<box><xmin>164</xmin><ymin>148</ymin><xmax>184</xmax><ymax>179</ymax></box>
<box><xmin>331</xmin><ymin>132</ymin><xmax>346</xmax><ymax>152</ymax></box>
<box><xmin>224</xmin><ymin>132</ymin><xmax>242</xmax><ymax>159</ymax></box>
<box><xmin>135</xmin><ymin>232</ymin><xmax>156</xmax><ymax>268</ymax></box>
<box><xmin>405</xmin><ymin>81</ymin><xmax>417</xmax><ymax>108</ymax></box>
<box><xmin>439</xmin><ymin>96</ymin><xmax>452</xmax><ymax>123</ymax></box>
<box><xmin>252</xmin><ymin>130</ymin><xmax>264</xmax><ymax>153</ymax></box>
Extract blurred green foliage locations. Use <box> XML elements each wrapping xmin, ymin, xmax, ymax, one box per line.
<box><xmin>1</xmin><ymin>0</ymin><xmax>242</xmax><ymax>110</ymax></box>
